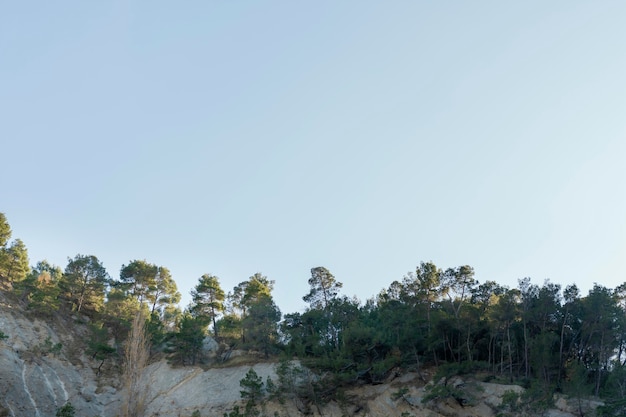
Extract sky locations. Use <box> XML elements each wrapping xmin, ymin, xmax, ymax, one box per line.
<box><xmin>1</xmin><ymin>1</ymin><xmax>625</xmax><ymax>315</ymax></box>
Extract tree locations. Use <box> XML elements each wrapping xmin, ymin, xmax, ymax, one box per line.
<box><xmin>0</xmin><ymin>238</ymin><xmax>29</xmax><ymax>283</ymax></box>
<box><xmin>518</xmin><ymin>277</ymin><xmax>538</xmax><ymax>379</ymax></box>
<box><xmin>0</xmin><ymin>213</ymin><xmax>11</xmax><ymax>247</ymax></box>
<box><xmin>103</xmin><ymin>287</ymin><xmax>142</xmax><ymax>341</ymax></box>
<box><xmin>492</xmin><ymin>288</ymin><xmax>521</xmax><ymax>381</ymax></box>
<box><xmin>440</xmin><ymin>265</ymin><xmax>476</xmax><ymax>320</ymax></box>
<box><xmin>399</xmin><ymin>262</ymin><xmax>443</xmax><ymax>364</ymax></box>
<box><xmin>118</xmin><ymin>260</ymin><xmax>158</xmax><ymax>307</ymax></box>
<box><xmin>523</xmin><ymin>280</ymin><xmax>562</xmax><ymax>388</ymax></box>
<box><xmin>23</xmin><ymin>260</ymin><xmax>62</xmax><ymax>314</ymax></box>
<box><xmin>116</xmin><ymin>261</ymin><xmax>180</xmax><ymax>321</ymax></box>
<box><xmin>121</xmin><ymin>311</ymin><xmax>150</xmax><ymax>417</ymax></box>
<box><xmin>62</xmin><ymin>254</ymin><xmax>109</xmax><ymax>313</ymax></box>
<box><xmin>228</xmin><ymin>273</ymin><xmax>275</xmax><ymax>343</ymax></box>
<box><xmin>240</xmin><ymin>368</ymin><xmax>265</xmax><ymax>416</ymax></box>
<box><xmin>301</xmin><ymin>267</ymin><xmax>345</xmax><ymax>352</ymax></box>
<box><xmin>303</xmin><ymin>267</ymin><xmax>342</xmax><ymax>311</ymax></box>
<box><xmin>230</xmin><ymin>273</ymin><xmax>274</xmax><ymax>317</ymax></box>
<box><xmin>190</xmin><ymin>274</ymin><xmax>225</xmax><ymax>337</ymax></box>
<box><xmin>149</xmin><ymin>266</ymin><xmax>181</xmax><ymax>315</ymax></box>
<box><xmin>242</xmin><ymin>295</ymin><xmax>281</xmax><ymax>357</ymax></box>
<box><xmin>558</xmin><ymin>284</ymin><xmax>580</xmax><ymax>388</ymax></box>
<box><xmin>579</xmin><ymin>284</ymin><xmax>621</xmax><ymax>396</ymax></box>
<box><xmin>171</xmin><ymin>313</ymin><xmax>206</xmax><ymax>365</ymax></box>
<box><xmin>87</xmin><ymin>322</ymin><xmax>117</xmax><ymax>375</ymax></box>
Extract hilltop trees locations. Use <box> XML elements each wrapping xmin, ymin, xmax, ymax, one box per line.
<box><xmin>3</xmin><ymin>211</ymin><xmax>626</xmax><ymax>412</ymax></box>
<box><xmin>217</xmin><ymin>273</ymin><xmax>278</xmax><ymax>346</ymax></box>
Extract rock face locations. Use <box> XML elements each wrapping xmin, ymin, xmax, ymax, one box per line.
<box><xmin>0</xmin><ymin>292</ymin><xmax>604</xmax><ymax>417</ymax></box>
<box><xmin>0</xmin><ymin>301</ymin><xmax>116</xmax><ymax>416</ymax></box>
<box><xmin>141</xmin><ymin>361</ymin><xmax>279</xmax><ymax>416</ymax></box>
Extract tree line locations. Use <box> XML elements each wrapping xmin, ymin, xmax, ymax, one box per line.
<box><xmin>1</xmin><ymin>212</ymin><xmax>626</xmax><ymax>415</ymax></box>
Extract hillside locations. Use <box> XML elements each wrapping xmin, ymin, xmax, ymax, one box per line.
<box><xmin>0</xmin><ymin>288</ymin><xmax>603</xmax><ymax>417</ymax></box>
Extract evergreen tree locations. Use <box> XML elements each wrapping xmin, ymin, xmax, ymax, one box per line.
<box><xmin>62</xmin><ymin>254</ymin><xmax>109</xmax><ymax>313</ymax></box>
<box><xmin>190</xmin><ymin>274</ymin><xmax>225</xmax><ymax>337</ymax></box>
<box><xmin>23</xmin><ymin>260</ymin><xmax>62</xmax><ymax>314</ymax></box>
<box><xmin>303</xmin><ymin>267</ymin><xmax>342</xmax><ymax>311</ymax></box>
<box><xmin>171</xmin><ymin>313</ymin><xmax>206</xmax><ymax>365</ymax></box>
<box><xmin>0</xmin><ymin>213</ymin><xmax>11</xmax><ymax>247</ymax></box>
<box><xmin>242</xmin><ymin>295</ymin><xmax>281</xmax><ymax>357</ymax></box>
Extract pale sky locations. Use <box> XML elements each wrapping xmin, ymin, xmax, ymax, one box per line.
<box><xmin>2</xmin><ymin>1</ymin><xmax>625</xmax><ymax>315</ymax></box>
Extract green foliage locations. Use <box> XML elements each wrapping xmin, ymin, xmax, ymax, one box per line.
<box><xmin>5</xmin><ymin>216</ymin><xmax>626</xmax><ymax>416</ymax></box>
<box><xmin>169</xmin><ymin>313</ymin><xmax>205</xmax><ymax>365</ymax></box>
<box><xmin>422</xmin><ymin>382</ymin><xmax>474</xmax><ymax>407</ymax></box>
<box><xmin>191</xmin><ymin>410</ymin><xmax>201</xmax><ymax>417</ymax></box>
<box><xmin>43</xmin><ymin>336</ymin><xmax>63</xmax><ymax>354</ymax></box>
<box><xmin>230</xmin><ymin>273</ymin><xmax>274</xmax><ymax>319</ymax></box>
<box><xmin>55</xmin><ymin>402</ymin><xmax>75</xmax><ymax>417</ymax></box>
<box><xmin>22</xmin><ymin>261</ymin><xmax>62</xmax><ymax>314</ymax></box>
<box><xmin>223</xmin><ymin>405</ymin><xmax>245</xmax><ymax>417</ymax></box>
<box><xmin>0</xmin><ymin>329</ymin><xmax>8</xmax><ymax>341</ymax></box>
<box><xmin>302</xmin><ymin>267</ymin><xmax>343</xmax><ymax>310</ymax></box>
<box><xmin>190</xmin><ymin>274</ymin><xmax>225</xmax><ymax>337</ymax></box>
<box><xmin>0</xmin><ymin>238</ymin><xmax>29</xmax><ymax>283</ymax></box>
<box><xmin>215</xmin><ymin>313</ymin><xmax>242</xmax><ymax>345</ymax></box>
<box><xmin>87</xmin><ymin>323</ymin><xmax>117</xmax><ymax>374</ymax></box>
<box><xmin>62</xmin><ymin>254</ymin><xmax>109</xmax><ymax>313</ymax></box>
<box><xmin>265</xmin><ymin>375</ymin><xmax>281</xmax><ymax>403</ymax></box>
<box><xmin>422</xmin><ymin>362</ymin><xmax>489</xmax><ymax>407</ymax></box>
<box><xmin>498</xmin><ymin>390</ymin><xmax>521</xmax><ymax>413</ymax></box>
<box><xmin>116</xmin><ymin>261</ymin><xmax>182</xmax><ymax>321</ymax></box>
<box><xmin>33</xmin><ymin>336</ymin><xmax>62</xmax><ymax>356</ymax></box>
<box><xmin>519</xmin><ymin>380</ymin><xmax>554</xmax><ymax>413</ymax></box>
<box><xmin>598</xmin><ymin>361</ymin><xmax>626</xmax><ymax>416</ymax></box>
<box><xmin>391</xmin><ymin>387</ymin><xmax>409</xmax><ymax>401</ymax></box>
<box><xmin>598</xmin><ymin>398</ymin><xmax>626</xmax><ymax>417</ymax></box>
<box><xmin>242</xmin><ymin>295</ymin><xmax>281</xmax><ymax>357</ymax></box>
<box><xmin>240</xmin><ymin>368</ymin><xmax>264</xmax><ymax>407</ymax></box>
<box><xmin>0</xmin><ymin>213</ymin><xmax>11</xmax><ymax>247</ymax></box>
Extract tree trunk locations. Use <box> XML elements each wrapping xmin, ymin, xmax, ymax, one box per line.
<box><xmin>507</xmin><ymin>325</ymin><xmax>513</xmax><ymax>383</ymax></box>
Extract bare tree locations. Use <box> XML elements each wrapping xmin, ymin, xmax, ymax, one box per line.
<box><xmin>121</xmin><ymin>311</ymin><xmax>150</xmax><ymax>417</ymax></box>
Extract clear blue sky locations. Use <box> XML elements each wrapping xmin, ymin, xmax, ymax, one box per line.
<box><xmin>2</xmin><ymin>1</ymin><xmax>625</xmax><ymax>315</ymax></box>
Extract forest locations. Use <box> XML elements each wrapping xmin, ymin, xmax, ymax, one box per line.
<box><xmin>1</xmin><ymin>212</ymin><xmax>626</xmax><ymax>416</ymax></box>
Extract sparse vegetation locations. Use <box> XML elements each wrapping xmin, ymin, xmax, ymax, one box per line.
<box><xmin>31</xmin><ymin>336</ymin><xmax>63</xmax><ymax>357</ymax></box>
<box><xmin>55</xmin><ymin>402</ymin><xmax>75</xmax><ymax>417</ymax></box>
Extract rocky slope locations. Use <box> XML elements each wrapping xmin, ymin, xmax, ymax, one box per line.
<box><xmin>0</xmin><ymin>291</ymin><xmax>602</xmax><ymax>417</ymax></box>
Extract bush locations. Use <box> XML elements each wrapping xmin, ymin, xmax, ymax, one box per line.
<box><xmin>499</xmin><ymin>390</ymin><xmax>521</xmax><ymax>413</ymax></box>
<box><xmin>391</xmin><ymin>387</ymin><xmax>409</xmax><ymax>401</ymax></box>
<box><xmin>55</xmin><ymin>402</ymin><xmax>75</xmax><ymax>417</ymax></box>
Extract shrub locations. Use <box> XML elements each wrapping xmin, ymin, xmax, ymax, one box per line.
<box><xmin>55</xmin><ymin>402</ymin><xmax>75</xmax><ymax>417</ymax></box>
